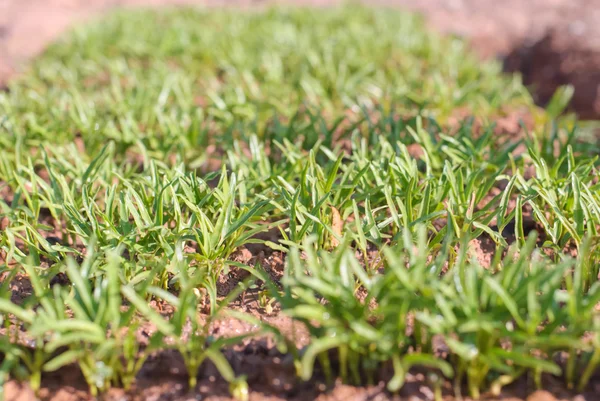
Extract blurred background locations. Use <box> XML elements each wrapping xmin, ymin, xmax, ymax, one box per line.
<box><xmin>1</xmin><ymin>0</ymin><xmax>599</xmax><ymax>119</ymax></box>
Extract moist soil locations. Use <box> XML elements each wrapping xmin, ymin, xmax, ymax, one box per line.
<box><xmin>5</xmin><ymin>358</ymin><xmax>600</xmax><ymax>401</ymax></box>
<box><xmin>2</xmin><ymin>216</ymin><xmax>597</xmax><ymax>401</ymax></box>
<box><xmin>1</xmin><ymin>109</ymin><xmax>596</xmax><ymax>400</ymax></box>
<box><xmin>4</xmin><ymin>314</ymin><xmax>600</xmax><ymax>401</ymax></box>
<box><xmin>3</xmin><ymin>290</ymin><xmax>600</xmax><ymax>401</ymax></box>
<box><xmin>2</xmin><ymin>1</ymin><xmax>600</xmax><ymax>400</ymax></box>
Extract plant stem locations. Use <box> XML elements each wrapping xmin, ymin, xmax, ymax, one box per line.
<box><xmin>578</xmin><ymin>347</ymin><xmax>600</xmax><ymax>392</ymax></box>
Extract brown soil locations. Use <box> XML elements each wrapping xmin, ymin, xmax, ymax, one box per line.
<box><xmin>2</xmin><ymin>1</ymin><xmax>600</xmax><ymax>400</ymax></box>
<box><xmin>2</xmin><ymin>217</ymin><xmax>595</xmax><ymax>401</ymax></box>
<box><xmin>4</xmin><ymin>296</ymin><xmax>600</xmax><ymax>401</ymax></box>
<box><xmin>503</xmin><ymin>6</ymin><xmax>600</xmax><ymax>119</ymax></box>
<box><xmin>5</xmin><ymin>345</ymin><xmax>599</xmax><ymax>401</ymax></box>
<box><xmin>1</xmin><ymin>136</ymin><xmax>589</xmax><ymax>399</ymax></box>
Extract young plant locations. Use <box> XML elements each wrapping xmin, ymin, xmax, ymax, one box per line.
<box><xmin>269</xmin><ymin>231</ymin><xmax>452</xmax><ymax>390</ymax></box>
<box><xmin>415</xmin><ymin>234</ymin><xmax>574</xmax><ymax>398</ymax></box>
<box><xmin>122</xmin><ymin>253</ymin><xmax>250</xmax><ymax>399</ymax></box>
<box><xmin>180</xmin><ymin>168</ymin><xmax>271</xmax><ymax>310</ymax></box>
<box><xmin>0</xmin><ymin>297</ymin><xmax>38</xmax><ymax>397</ymax></box>
<box><xmin>27</xmin><ymin>247</ymin><xmax>160</xmax><ymax>396</ymax></box>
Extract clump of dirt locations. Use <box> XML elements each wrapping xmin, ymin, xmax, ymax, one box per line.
<box><xmin>392</xmin><ymin>0</ymin><xmax>600</xmax><ymax>120</ymax></box>
<box><xmin>504</xmin><ymin>13</ymin><xmax>600</xmax><ymax>119</ymax></box>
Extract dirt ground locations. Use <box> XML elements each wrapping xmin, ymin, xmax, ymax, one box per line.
<box><xmin>1</xmin><ymin>0</ymin><xmax>600</xmax><ymax>118</ymax></box>
<box><xmin>2</xmin><ymin>1</ymin><xmax>600</xmax><ymax>400</ymax></box>
<box><xmin>2</xmin><ymin>221</ymin><xmax>599</xmax><ymax>401</ymax></box>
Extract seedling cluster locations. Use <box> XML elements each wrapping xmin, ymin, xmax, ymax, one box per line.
<box><xmin>1</xmin><ymin>6</ymin><xmax>599</xmax><ymax>400</ymax></box>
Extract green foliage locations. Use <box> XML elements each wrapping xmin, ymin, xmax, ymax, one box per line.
<box><xmin>0</xmin><ymin>5</ymin><xmax>598</xmax><ymax>401</ymax></box>
<box><xmin>265</xmin><ymin>229</ymin><xmax>600</xmax><ymax>397</ymax></box>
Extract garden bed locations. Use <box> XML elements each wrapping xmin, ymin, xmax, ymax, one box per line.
<box><xmin>1</xmin><ymin>6</ymin><xmax>599</xmax><ymax>401</ymax></box>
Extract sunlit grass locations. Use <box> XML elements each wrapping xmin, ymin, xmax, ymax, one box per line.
<box><xmin>1</xmin><ymin>5</ymin><xmax>599</xmax><ymax>401</ymax></box>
